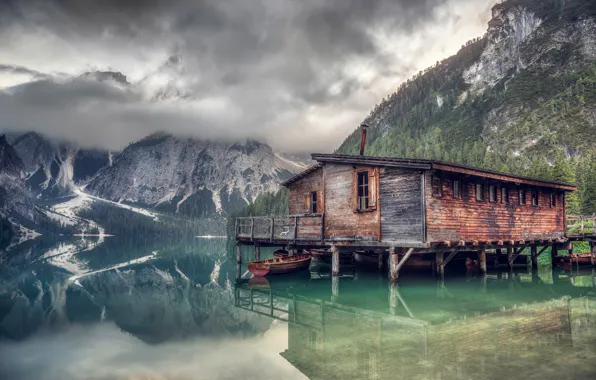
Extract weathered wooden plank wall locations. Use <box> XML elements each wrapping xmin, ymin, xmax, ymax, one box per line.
<box><xmin>425</xmin><ymin>172</ymin><xmax>566</xmax><ymax>242</ymax></box>
<box><xmin>289</xmin><ymin>167</ymin><xmax>323</xmax><ymax>215</ymax></box>
<box><xmin>324</xmin><ymin>164</ymin><xmax>380</xmax><ymax>241</ymax></box>
<box><xmin>380</xmin><ymin>168</ymin><xmax>424</xmax><ymax>243</ymax></box>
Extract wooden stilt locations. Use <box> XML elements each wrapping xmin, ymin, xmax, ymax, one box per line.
<box><xmin>495</xmin><ymin>248</ymin><xmax>502</xmax><ymax>268</ymax></box>
<box><xmin>569</xmin><ymin>242</ymin><xmax>574</xmax><ymax>256</ymax></box>
<box><xmin>507</xmin><ymin>247</ymin><xmax>513</xmax><ymax>271</ymax></box>
<box><xmin>332</xmin><ymin>275</ymin><xmax>339</xmax><ymax>300</ymax></box>
<box><xmin>254</xmin><ymin>244</ymin><xmax>261</xmax><ymax>261</ymax></box>
<box><xmin>436</xmin><ymin>251</ymin><xmax>445</xmax><ymax>278</ymax></box>
<box><xmin>591</xmin><ymin>243</ymin><xmax>596</xmax><ymax>266</ymax></box>
<box><xmin>389</xmin><ymin>247</ymin><xmax>399</xmax><ymax>283</ymax></box>
<box><xmin>332</xmin><ymin>245</ymin><xmax>340</xmax><ymax>277</ymax></box>
<box><xmin>551</xmin><ymin>244</ymin><xmax>558</xmax><ymax>264</ymax></box>
<box><xmin>389</xmin><ymin>282</ymin><xmax>399</xmax><ymax>315</ymax></box>
<box><xmin>378</xmin><ymin>251</ymin><xmax>384</xmax><ymax>271</ymax></box>
<box><xmin>236</xmin><ymin>244</ymin><xmax>242</xmax><ymax>264</ymax></box>
<box><xmin>478</xmin><ymin>249</ymin><xmax>487</xmax><ymax>274</ymax></box>
<box><xmin>531</xmin><ymin>245</ymin><xmax>538</xmax><ymax>271</ymax></box>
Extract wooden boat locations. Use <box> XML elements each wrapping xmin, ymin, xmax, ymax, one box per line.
<box><xmin>248</xmin><ymin>254</ymin><xmax>312</xmax><ymax>277</ymax></box>
<box><xmin>309</xmin><ymin>249</ymin><xmax>354</xmax><ymax>265</ymax></box>
<box><xmin>273</xmin><ymin>249</ymin><xmax>289</xmax><ymax>258</ymax></box>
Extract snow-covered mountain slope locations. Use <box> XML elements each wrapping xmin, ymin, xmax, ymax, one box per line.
<box><xmin>85</xmin><ymin>133</ymin><xmax>305</xmax><ymax>217</ymax></box>
<box><xmin>7</xmin><ymin>132</ymin><xmax>110</xmax><ymax>199</ymax></box>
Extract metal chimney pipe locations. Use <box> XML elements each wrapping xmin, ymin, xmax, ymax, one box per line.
<box><xmin>359</xmin><ymin>124</ymin><xmax>369</xmax><ymax>156</ymax></box>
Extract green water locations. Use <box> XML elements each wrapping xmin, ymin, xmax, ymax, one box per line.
<box><xmin>1</xmin><ymin>237</ymin><xmax>595</xmax><ymax>379</ymax></box>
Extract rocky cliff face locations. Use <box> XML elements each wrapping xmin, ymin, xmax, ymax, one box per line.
<box><xmin>85</xmin><ymin>133</ymin><xmax>306</xmax><ymax>217</ymax></box>
<box><xmin>8</xmin><ymin>132</ymin><xmax>110</xmax><ymax>199</ymax></box>
<box><xmin>339</xmin><ymin>0</ymin><xmax>596</xmax><ymax>162</ymax></box>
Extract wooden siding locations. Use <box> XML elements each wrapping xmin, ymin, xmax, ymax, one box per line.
<box><xmin>380</xmin><ymin>168</ymin><xmax>424</xmax><ymax>243</ymax></box>
<box><xmin>425</xmin><ymin>172</ymin><xmax>566</xmax><ymax>242</ymax></box>
<box><xmin>324</xmin><ymin>164</ymin><xmax>380</xmax><ymax>241</ymax></box>
<box><xmin>289</xmin><ymin>167</ymin><xmax>323</xmax><ymax>215</ymax></box>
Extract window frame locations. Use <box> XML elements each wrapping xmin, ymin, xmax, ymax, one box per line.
<box><xmin>519</xmin><ymin>189</ymin><xmax>526</xmax><ymax>205</ymax></box>
<box><xmin>353</xmin><ymin>168</ymin><xmax>377</xmax><ymax>212</ymax></box>
<box><xmin>475</xmin><ymin>183</ymin><xmax>484</xmax><ymax>202</ymax></box>
<box><xmin>452</xmin><ymin>179</ymin><xmax>461</xmax><ymax>199</ymax></box>
<box><xmin>489</xmin><ymin>185</ymin><xmax>497</xmax><ymax>203</ymax></box>
<box><xmin>432</xmin><ymin>176</ymin><xmax>442</xmax><ymax>198</ymax></box>
<box><xmin>531</xmin><ymin>189</ymin><xmax>539</xmax><ymax>207</ymax></box>
<box><xmin>501</xmin><ymin>187</ymin><xmax>509</xmax><ymax>204</ymax></box>
<box><xmin>310</xmin><ymin>191</ymin><xmax>318</xmax><ymax>214</ymax></box>
<box><xmin>357</xmin><ymin>171</ymin><xmax>370</xmax><ymax>210</ymax></box>
<box><xmin>550</xmin><ymin>192</ymin><xmax>556</xmax><ymax>208</ymax></box>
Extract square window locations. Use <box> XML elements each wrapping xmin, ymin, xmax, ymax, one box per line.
<box><xmin>475</xmin><ymin>184</ymin><xmax>484</xmax><ymax>202</ymax></box>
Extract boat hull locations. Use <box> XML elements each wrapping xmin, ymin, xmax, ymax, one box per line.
<box><xmin>248</xmin><ymin>254</ymin><xmax>312</xmax><ymax>277</ymax></box>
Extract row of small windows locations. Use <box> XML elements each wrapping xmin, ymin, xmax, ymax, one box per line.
<box><xmin>431</xmin><ymin>177</ymin><xmax>558</xmax><ymax>208</ymax></box>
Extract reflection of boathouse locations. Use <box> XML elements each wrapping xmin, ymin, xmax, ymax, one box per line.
<box><xmin>235</xmin><ymin>274</ymin><xmax>596</xmax><ymax>379</ymax></box>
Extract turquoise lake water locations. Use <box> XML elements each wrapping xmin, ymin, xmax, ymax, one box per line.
<box><xmin>1</xmin><ymin>237</ymin><xmax>595</xmax><ymax>379</ymax></box>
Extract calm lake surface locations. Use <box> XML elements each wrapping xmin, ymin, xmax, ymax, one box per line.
<box><xmin>1</xmin><ymin>237</ymin><xmax>595</xmax><ymax>380</ymax></box>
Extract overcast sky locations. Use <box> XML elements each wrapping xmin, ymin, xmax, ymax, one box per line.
<box><xmin>0</xmin><ymin>0</ymin><xmax>495</xmax><ymax>152</ymax></box>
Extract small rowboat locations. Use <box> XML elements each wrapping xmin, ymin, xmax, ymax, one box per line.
<box><xmin>248</xmin><ymin>254</ymin><xmax>312</xmax><ymax>277</ymax></box>
<box><xmin>272</xmin><ymin>249</ymin><xmax>289</xmax><ymax>258</ymax></box>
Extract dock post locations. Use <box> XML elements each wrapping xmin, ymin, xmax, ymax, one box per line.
<box><xmin>507</xmin><ymin>247</ymin><xmax>513</xmax><ymax>272</ymax></box>
<box><xmin>478</xmin><ymin>250</ymin><xmax>487</xmax><ymax>274</ymax></box>
<box><xmin>332</xmin><ymin>245</ymin><xmax>340</xmax><ymax>277</ymax></box>
<box><xmin>551</xmin><ymin>244</ymin><xmax>558</xmax><ymax>262</ymax></box>
<box><xmin>236</xmin><ymin>244</ymin><xmax>242</xmax><ymax>264</ymax></box>
<box><xmin>591</xmin><ymin>243</ymin><xmax>595</xmax><ymax>266</ymax></box>
<box><xmin>254</xmin><ymin>244</ymin><xmax>261</xmax><ymax>261</ymax></box>
<box><xmin>378</xmin><ymin>251</ymin><xmax>384</xmax><ymax>271</ymax></box>
<box><xmin>568</xmin><ymin>242</ymin><xmax>574</xmax><ymax>256</ymax></box>
<box><xmin>495</xmin><ymin>248</ymin><xmax>502</xmax><ymax>268</ymax></box>
<box><xmin>389</xmin><ymin>247</ymin><xmax>399</xmax><ymax>283</ymax></box>
<box><xmin>332</xmin><ymin>276</ymin><xmax>339</xmax><ymax>300</ymax></box>
<box><xmin>531</xmin><ymin>245</ymin><xmax>538</xmax><ymax>271</ymax></box>
<box><xmin>436</xmin><ymin>251</ymin><xmax>445</xmax><ymax>278</ymax></box>
<box><xmin>389</xmin><ymin>282</ymin><xmax>399</xmax><ymax>315</ymax></box>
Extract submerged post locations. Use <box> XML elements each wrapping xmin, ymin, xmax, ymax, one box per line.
<box><xmin>332</xmin><ymin>245</ymin><xmax>340</xmax><ymax>277</ymax></box>
<box><xmin>332</xmin><ymin>276</ymin><xmax>339</xmax><ymax>300</ymax></box>
<box><xmin>389</xmin><ymin>282</ymin><xmax>399</xmax><ymax>315</ymax></box>
<box><xmin>436</xmin><ymin>251</ymin><xmax>445</xmax><ymax>278</ymax></box>
<box><xmin>507</xmin><ymin>247</ymin><xmax>513</xmax><ymax>271</ymax></box>
<box><xmin>478</xmin><ymin>249</ymin><xmax>487</xmax><ymax>274</ymax></box>
<box><xmin>254</xmin><ymin>244</ymin><xmax>261</xmax><ymax>261</ymax></box>
<box><xmin>389</xmin><ymin>247</ymin><xmax>399</xmax><ymax>283</ymax></box>
<box><xmin>531</xmin><ymin>245</ymin><xmax>538</xmax><ymax>271</ymax></box>
<box><xmin>236</xmin><ymin>244</ymin><xmax>243</xmax><ymax>264</ymax></box>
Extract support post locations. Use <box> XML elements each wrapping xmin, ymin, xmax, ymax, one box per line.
<box><xmin>254</xmin><ymin>244</ymin><xmax>261</xmax><ymax>261</ymax></box>
<box><xmin>591</xmin><ymin>243</ymin><xmax>595</xmax><ymax>267</ymax></box>
<box><xmin>332</xmin><ymin>245</ymin><xmax>340</xmax><ymax>277</ymax></box>
<box><xmin>551</xmin><ymin>244</ymin><xmax>558</xmax><ymax>262</ymax></box>
<box><xmin>389</xmin><ymin>247</ymin><xmax>399</xmax><ymax>283</ymax></box>
<box><xmin>478</xmin><ymin>249</ymin><xmax>487</xmax><ymax>274</ymax></box>
<box><xmin>531</xmin><ymin>245</ymin><xmax>538</xmax><ymax>271</ymax></box>
<box><xmin>332</xmin><ymin>275</ymin><xmax>339</xmax><ymax>301</ymax></box>
<box><xmin>389</xmin><ymin>282</ymin><xmax>399</xmax><ymax>315</ymax></box>
<box><xmin>236</xmin><ymin>244</ymin><xmax>242</xmax><ymax>264</ymax></box>
<box><xmin>378</xmin><ymin>251</ymin><xmax>384</xmax><ymax>271</ymax></box>
<box><xmin>507</xmin><ymin>247</ymin><xmax>513</xmax><ymax>271</ymax></box>
<box><xmin>436</xmin><ymin>251</ymin><xmax>445</xmax><ymax>278</ymax></box>
<box><xmin>495</xmin><ymin>248</ymin><xmax>502</xmax><ymax>268</ymax></box>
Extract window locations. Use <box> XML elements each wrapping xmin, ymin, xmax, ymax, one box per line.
<box><xmin>432</xmin><ymin>177</ymin><xmax>441</xmax><ymax>197</ymax></box>
<box><xmin>310</xmin><ymin>191</ymin><xmax>318</xmax><ymax>213</ymax></box>
<box><xmin>475</xmin><ymin>184</ymin><xmax>484</xmax><ymax>202</ymax></box>
<box><xmin>531</xmin><ymin>190</ymin><xmax>539</xmax><ymax>206</ymax></box>
<box><xmin>519</xmin><ymin>189</ymin><xmax>526</xmax><ymax>205</ymax></box>
<box><xmin>550</xmin><ymin>193</ymin><xmax>556</xmax><ymax>208</ymax></box>
<box><xmin>357</xmin><ymin>171</ymin><xmax>369</xmax><ymax>210</ymax></box>
<box><xmin>453</xmin><ymin>180</ymin><xmax>461</xmax><ymax>199</ymax></box>
<box><xmin>489</xmin><ymin>185</ymin><xmax>497</xmax><ymax>203</ymax></box>
<box><xmin>501</xmin><ymin>187</ymin><xmax>509</xmax><ymax>204</ymax></box>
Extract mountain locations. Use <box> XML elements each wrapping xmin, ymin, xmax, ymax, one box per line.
<box><xmin>85</xmin><ymin>133</ymin><xmax>307</xmax><ymax>218</ymax></box>
<box><xmin>7</xmin><ymin>132</ymin><xmax>110</xmax><ymax>199</ymax></box>
<box><xmin>337</xmin><ymin>0</ymin><xmax>596</xmax><ymax>214</ymax></box>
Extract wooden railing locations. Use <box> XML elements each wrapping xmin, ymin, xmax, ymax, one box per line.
<box><xmin>567</xmin><ymin>215</ymin><xmax>596</xmax><ymax>237</ymax></box>
<box><xmin>235</xmin><ymin>214</ymin><xmax>324</xmax><ymax>242</ymax></box>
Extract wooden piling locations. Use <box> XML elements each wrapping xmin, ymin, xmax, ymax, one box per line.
<box><xmin>389</xmin><ymin>282</ymin><xmax>399</xmax><ymax>315</ymax></box>
<box><xmin>436</xmin><ymin>251</ymin><xmax>444</xmax><ymax>278</ymax></box>
<box><xmin>591</xmin><ymin>243</ymin><xmax>595</xmax><ymax>266</ymax></box>
<box><xmin>531</xmin><ymin>245</ymin><xmax>538</xmax><ymax>271</ymax></box>
<box><xmin>389</xmin><ymin>247</ymin><xmax>399</xmax><ymax>283</ymax></box>
<box><xmin>378</xmin><ymin>251</ymin><xmax>384</xmax><ymax>271</ymax></box>
<box><xmin>495</xmin><ymin>248</ymin><xmax>502</xmax><ymax>268</ymax></box>
<box><xmin>507</xmin><ymin>247</ymin><xmax>513</xmax><ymax>271</ymax></box>
<box><xmin>332</xmin><ymin>245</ymin><xmax>340</xmax><ymax>277</ymax></box>
<box><xmin>254</xmin><ymin>244</ymin><xmax>261</xmax><ymax>261</ymax></box>
<box><xmin>332</xmin><ymin>275</ymin><xmax>339</xmax><ymax>300</ymax></box>
<box><xmin>478</xmin><ymin>249</ymin><xmax>487</xmax><ymax>274</ymax></box>
<box><xmin>551</xmin><ymin>244</ymin><xmax>558</xmax><ymax>261</ymax></box>
<box><xmin>236</xmin><ymin>244</ymin><xmax>242</xmax><ymax>264</ymax></box>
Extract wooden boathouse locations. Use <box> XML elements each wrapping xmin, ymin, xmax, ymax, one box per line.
<box><xmin>235</xmin><ymin>130</ymin><xmax>596</xmax><ymax>280</ymax></box>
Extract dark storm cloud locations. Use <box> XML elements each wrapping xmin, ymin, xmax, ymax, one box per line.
<box><xmin>0</xmin><ymin>0</ymin><xmax>493</xmax><ymax>151</ymax></box>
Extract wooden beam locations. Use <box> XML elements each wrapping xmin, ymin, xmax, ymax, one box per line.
<box><xmin>507</xmin><ymin>247</ymin><xmax>513</xmax><ymax>271</ymax></box>
<box><xmin>332</xmin><ymin>245</ymin><xmax>340</xmax><ymax>277</ymax></box>
<box><xmin>443</xmin><ymin>249</ymin><xmax>460</xmax><ymax>267</ymax></box>
<box><xmin>395</xmin><ymin>248</ymin><xmax>415</xmax><ymax>273</ymax></box>
<box><xmin>389</xmin><ymin>247</ymin><xmax>399</xmax><ymax>283</ymax></box>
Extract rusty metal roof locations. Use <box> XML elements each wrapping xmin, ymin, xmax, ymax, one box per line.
<box><xmin>279</xmin><ymin>153</ymin><xmax>576</xmax><ymax>191</ymax></box>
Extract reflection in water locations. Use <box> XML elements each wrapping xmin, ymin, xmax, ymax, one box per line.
<box><xmin>1</xmin><ymin>237</ymin><xmax>595</xmax><ymax>379</ymax></box>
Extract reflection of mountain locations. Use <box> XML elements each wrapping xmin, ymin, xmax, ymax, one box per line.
<box><xmin>236</xmin><ymin>273</ymin><xmax>596</xmax><ymax>380</ymax></box>
<box><xmin>0</xmin><ymin>239</ymin><xmax>271</xmax><ymax>342</ymax></box>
